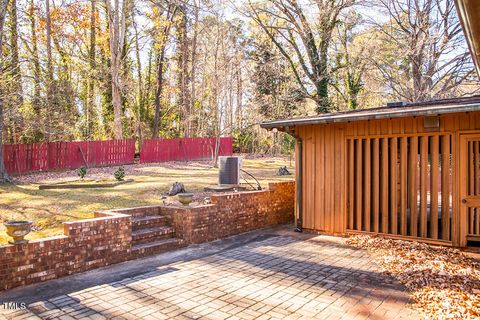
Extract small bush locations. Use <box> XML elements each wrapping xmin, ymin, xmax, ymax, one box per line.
<box><xmin>77</xmin><ymin>166</ymin><xmax>87</xmax><ymax>180</ymax></box>
<box><xmin>114</xmin><ymin>167</ymin><xmax>125</xmax><ymax>181</ymax></box>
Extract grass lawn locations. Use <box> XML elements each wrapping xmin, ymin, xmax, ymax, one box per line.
<box><xmin>0</xmin><ymin>157</ymin><xmax>295</xmax><ymax>244</ymax></box>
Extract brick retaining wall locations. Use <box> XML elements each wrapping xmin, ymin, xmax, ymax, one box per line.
<box><xmin>0</xmin><ymin>181</ymin><xmax>294</xmax><ymax>291</ymax></box>
<box><xmin>162</xmin><ymin>182</ymin><xmax>295</xmax><ymax>244</ymax></box>
<box><xmin>0</xmin><ymin>212</ymin><xmax>131</xmax><ymax>290</ymax></box>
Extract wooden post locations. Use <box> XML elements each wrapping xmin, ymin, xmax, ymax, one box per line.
<box><xmin>347</xmin><ymin>139</ymin><xmax>353</xmax><ymax>230</ymax></box>
<box><xmin>363</xmin><ymin>139</ymin><xmax>371</xmax><ymax>232</ymax></box>
<box><xmin>409</xmin><ymin>136</ymin><xmax>418</xmax><ymax>237</ymax></box>
<box><xmin>390</xmin><ymin>137</ymin><xmax>398</xmax><ymax>234</ymax></box>
<box><xmin>441</xmin><ymin>135</ymin><xmax>451</xmax><ymax>240</ymax></box>
<box><xmin>355</xmin><ymin>139</ymin><xmax>363</xmax><ymax>231</ymax></box>
<box><xmin>400</xmin><ymin>137</ymin><xmax>408</xmax><ymax>235</ymax></box>
<box><xmin>373</xmin><ymin>138</ymin><xmax>380</xmax><ymax>233</ymax></box>
<box><xmin>430</xmin><ymin>135</ymin><xmax>439</xmax><ymax>239</ymax></box>
<box><xmin>420</xmin><ymin>136</ymin><xmax>429</xmax><ymax>238</ymax></box>
<box><xmin>381</xmin><ymin>138</ymin><xmax>389</xmax><ymax>233</ymax></box>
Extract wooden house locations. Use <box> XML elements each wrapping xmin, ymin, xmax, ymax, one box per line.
<box><xmin>261</xmin><ymin>97</ymin><xmax>480</xmax><ymax>248</ymax></box>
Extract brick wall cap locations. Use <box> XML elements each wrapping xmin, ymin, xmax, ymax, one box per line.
<box><xmin>29</xmin><ymin>235</ymin><xmax>68</xmax><ymax>242</ymax></box>
<box><xmin>64</xmin><ymin>214</ymin><xmax>130</xmax><ymax>227</ymax></box>
<box><xmin>211</xmin><ymin>190</ymin><xmax>274</xmax><ymax>199</ymax></box>
<box><xmin>94</xmin><ymin>210</ymin><xmax>133</xmax><ymax>218</ymax></box>
<box><xmin>160</xmin><ymin>204</ymin><xmax>217</xmax><ymax>210</ymax></box>
<box><xmin>186</xmin><ymin>204</ymin><xmax>217</xmax><ymax>210</ymax></box>
<box><xmin>268</xmin><ymin>180</ymin><xmax>295</xmax><ymax>184</ymax></box>
<box><xmin>0</xmin><ymin>235</ymin><xmax>68</xmax><ymax>249</ymax></box>
<box><xmin>104</xmin><ymin>205</ymin><xmax>163</xmax><ymax>213</ymax></box>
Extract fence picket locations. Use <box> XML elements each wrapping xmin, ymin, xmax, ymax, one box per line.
<box><xmin>4</xmin><ymin>138</ymin><xmax>232</xmax><ymax>174</ymax></box>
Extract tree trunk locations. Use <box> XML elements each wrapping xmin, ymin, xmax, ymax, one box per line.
<box><xmin>105</xmin><ymin>0</ymin><xmax>129</xmax><ymax>140</ymax></box>
<box><xmin>29</xmin><ymin>0</ymin><xmax>41</xmax><ymax>116</ymax></box>
<box><xmin>315</xmin><ymin>43</ymin><xmax>330</xmax><ymax>113</ymax></box>
<box><xmin>145</xmin><ymin>47</ymin><xmax>153</xmax><ymax>107</ymax></box>
<box><xmin>0</xmin><ymin>0</ymin><xmax>10</xmax><ymax>183</ymax></box>
<box><xmin>7</xmin><ymin>0</ymin><xmax>22</xmax><ymax>143</ymax></box>
<box><xmin>111</xmin><ymin>65</ymin><xmax>123</xmax><ymax>139</ymax></box>
<box><xmin>176</xmin><ymin>6</ymin><xmax>190</xmax><ymax>137</ymax></box>
<box><xmin>213</xmin><ymin>136</ymin><xmax>220</xmax><ymax>168</ymax></box>
<box><xmin>212</xmin><ymin>24</ymin><xmax>220</xmax><ymax>168</ymax></box>
<box><xmin>46</xmin><ymin>0</ymin><xmax>53</xmax><ymax>80</ymax></box>
<box><xmin>190</xmin><ymin>1</ymin><xmax>199</xmax><ymax>137</ymax></box>
<box><xmin>87</xmin><ymin>0</ymin><xmax>96</xmax><ymax>139</ymax></box>
<box><xmin>45</xmin><ymin>0</ymin><xmax>54</xmax><ymax>140</ymax></box>
<box><xmin>9</xmin><ymin>0</ymin><xmax>21</xmax><ymax>103</ymax></box>
<box><xmin>152</xmin><ymin>50</ymin><xmax>165</xmax><ymax>138</ymax></box>
<box><xmin>133</xmin><ymin>17</ymin><xmax>143</xmax><ymax>144</ymax></box>
<box><xmin>236</xmin><ymin>67</ymin><xmax>242</xmax><ymax>129</ymax></box>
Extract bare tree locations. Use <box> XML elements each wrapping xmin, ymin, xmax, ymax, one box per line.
<box><xmin>371</xmin><ymin>0</ymin><xmax>477</xmax><ymax>102</ymax></box>
<box><xmin>246</xmin><ymin>0</ymin><xmax>355</xmax><ymax>112</ymax></box>
<box><xmin>152</xmin><ymin>3</ymin><xmax>177</xmax><ymax>138</ymax></box>
<box><xmin>5</xmin><ymin>0</ymin><xmax>22</xmax><ymax>143</ymax></box>
<box><xmin>0</xmin><ymin>0</ymin><xmax>10</xmax><ymax>183</ymax></box>
<box><xmin>104</xmin><ymin>0</ymin><xmax>132</xmax><ymax>139</ymax></box>
<box><xmin>331</xmin><ymin>11</ymin><xmax>367</xmax><ymax>110</ymax></box>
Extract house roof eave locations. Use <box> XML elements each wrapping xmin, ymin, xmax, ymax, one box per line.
<box><xmin>260</xmin><ymin>102</ymin><xmax>480</xmax><ymax>129</ymax></box>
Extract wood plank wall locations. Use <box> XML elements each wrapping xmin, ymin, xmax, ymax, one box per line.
<box><xmin>298</xmin><ymin>124</ymin><xmax>345</xmax><ymax>234</ymax></box>
<box><xmin>295</xmin><ymin>111</ymin><xmax>480</xmax><ymax>246</ymax></box>
<box><xmin>347</xmin><ymin>133</ymin><xmax>452</xmax><ymax>241</ymax></box>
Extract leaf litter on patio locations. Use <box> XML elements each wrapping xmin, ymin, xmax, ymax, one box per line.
<box><xmin>346</xmin><ymin>235</ymin><xmax>480</xmax><ymax>320</ymax></box>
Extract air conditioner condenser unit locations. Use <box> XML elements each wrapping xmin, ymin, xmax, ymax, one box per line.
<box><xmin>218</xmin><ymin>156</ymin><xmax>242</xmax><ymax>186</ymax></box>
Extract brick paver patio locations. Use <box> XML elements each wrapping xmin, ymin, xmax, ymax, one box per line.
<box><xmin>0</xmin><ymin>229</ymin><xmax>419</xmax><ymax>319</ymax></box>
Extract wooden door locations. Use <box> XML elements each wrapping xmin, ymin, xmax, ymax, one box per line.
<box><xmin>460</xmin><ymin>134</ymin><xmax>480</xmax><ymax>246</ymax></box>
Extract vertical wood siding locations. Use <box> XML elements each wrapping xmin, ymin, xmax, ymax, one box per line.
<box><xmin>295</xmin><ymin>111</ymin><xmax>480</xmax><ymax>246</ymax></box>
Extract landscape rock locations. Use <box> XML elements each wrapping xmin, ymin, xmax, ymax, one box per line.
<box><xmin>168</xmin><ymin>182</ymin><xmax>186</xmax><ymax>196</ymax></box>
<box><xmin>277</xmin><ymin>166</ymin><xmax>291</xmax><ymax>176</ymax></box>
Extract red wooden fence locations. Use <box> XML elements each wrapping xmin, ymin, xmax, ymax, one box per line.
<box><xmin>2</xmin><ymin>137</ymin><xmax>233</xmax><ymax>175</ymax></box>
<box><xmin>3</xmin><ymin>140</ymin><xmax>135</xmax><ymax>175</ymax></box>
<box><xmin>140</xmin><ymin>137</ymin><xmax>233</xmax><ymax>163</ymax></box>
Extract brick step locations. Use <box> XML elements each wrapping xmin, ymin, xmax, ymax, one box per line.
<box><xmin>132</xmin><ymin>215</ymin><xmax>170</xmax><ymax>231</ymax></box>
<box><xmin>131</xmin><ymin>238</ymin><xmax>183</xmax><ymax>258</ymax></box>
<box><xmin>122</xmin><ymin>207</ymin><xmax>162</xmax><ymax>218</ymax></box>
<box><xmin>132</xmin><ymin>226</ymin><xmax>175</xmax><ymax>245</ymax></box>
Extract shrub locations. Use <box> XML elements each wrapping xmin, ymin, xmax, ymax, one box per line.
<box><xmin>114</xmin><ymin>167</ymin><xmax>125</xmax><ymax>181</ymax></box>
<box><xmin>77</xmin><ymin>166</ymin><xmax>87</xmax><ymax>180</ymax></box>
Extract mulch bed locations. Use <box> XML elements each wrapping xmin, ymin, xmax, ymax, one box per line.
<box><xmin>38</xmin><ymin>179</ymin><xmax>134</xmax><ymax>190</ymax></box>
<box><xmin>346</xmin><ymin>235</ymin><xmax>480</xmax><ymax>320</ymax></box>
<box><xmin>10</xmin><ymin>161</ymin><xmax>214</xmax><ymax>185</ymax></box>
